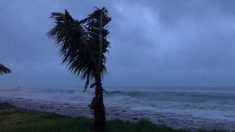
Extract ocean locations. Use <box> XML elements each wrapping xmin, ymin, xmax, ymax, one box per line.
<box><xmin>1</xmin><ymin>87</ymin><xmax>235</xmax><ymax>122</ymax></box>
<box><xmin>107</xmin><ymin>89</ymin><xmax>235</xmax><ymax>121</ymax></box>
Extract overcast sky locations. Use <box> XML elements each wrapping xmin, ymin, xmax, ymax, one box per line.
<box><xmin>0</xmin><ymin>0</ymin><xmax>235</xmax><ymax>89</ymax></box>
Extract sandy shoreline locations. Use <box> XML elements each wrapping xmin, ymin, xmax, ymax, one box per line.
<box><xmin>0</xmin><ymin>96</ymin><xmax>235</xmax><ymax>131</ymax></box>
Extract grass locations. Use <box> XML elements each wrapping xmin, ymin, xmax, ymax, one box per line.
<box><xmin>0</xmin><ymin>103</ymin><xmax>228</xmax><ymax>132</ymax></box>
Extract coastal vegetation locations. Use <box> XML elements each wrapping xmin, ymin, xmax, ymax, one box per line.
<box><xmin>0</xmin><ymin>103</ymin><xmax>226</xmax><ymax>132</ymax></box>
<box><xmin>0</xmin><ymin>64</ymin><xmax>11</xmax><ymax>74</ymax></box>
<box><xmin>48</xmin><ymin>7</ymin><xmax>111</xmax><ymax>132</ymax></box>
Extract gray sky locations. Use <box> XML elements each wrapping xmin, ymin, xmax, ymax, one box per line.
<box><xmin>0</xmin><ymin>0</ymin><xmax>235</xmax><ymax>89</ymax></box>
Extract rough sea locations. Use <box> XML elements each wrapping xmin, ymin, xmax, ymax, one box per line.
<box><xmin>0</xmin><ymin>88</ymin><xmax>235</xmax><ymax>129</ymax></box>
<box><xmin>1</xmin><ymin>87</ymin><xmax>235</xmax><ymax>122</ymax></box>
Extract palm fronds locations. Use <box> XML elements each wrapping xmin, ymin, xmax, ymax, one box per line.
<box><xmin>0</xmin><ymin>64</ymin><xmax>11</xmax><ymax>74</ymax></box>
<box><xmin>48</xmin><ymin>8</ymin><xmax>111</xmax><ymax>91</ymax></box>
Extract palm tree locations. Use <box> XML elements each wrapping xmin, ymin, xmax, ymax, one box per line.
<box><xmin>48</xmin><ymin>7</ymin><xmax>111</xmax><ymax>132</ymax></box>
<box><xmin>0</xmin><ymin>64</ymin><xmax>11</xmax><ymax>74</ymax></box>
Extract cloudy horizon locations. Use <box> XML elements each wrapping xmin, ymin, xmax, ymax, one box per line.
<box><xmin>0</xmin><ymin>0</ymin><xmax>235</xmax><ymax>89</ymax></box>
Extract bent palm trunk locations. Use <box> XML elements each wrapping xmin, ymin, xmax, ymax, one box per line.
<box><xmin>90</xmin><ymin>8</ymin><xmax>106</xmax><ymax>132</ymax></box>
<box><xmin>91</xmin><ymin>74</ymin><xmax>105</xmax><ymax>132</ymax></box>
<box><xmin>48</xmin><ymin>8</ymin><xmax>111</xmax><ymax>132</ymax></box>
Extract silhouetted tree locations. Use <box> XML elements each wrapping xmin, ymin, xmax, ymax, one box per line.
<box><xmin>0</xmin><ymin>64</ymin><xmax>11</xmax><ymax>74</ymax></box>
<box><xmin>48</xmin><ymin>7</ymin><xmax>111</xmax><ymax>132</ymax></box>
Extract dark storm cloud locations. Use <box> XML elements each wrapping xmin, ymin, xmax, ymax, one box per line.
<box><xmin>0</xmin><ymin>0</ymin><xmax>235</xmax><ymax>89</ymax></box>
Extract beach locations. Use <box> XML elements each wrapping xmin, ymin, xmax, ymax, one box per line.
<box><xmin>0</xmin><ymin>88</ymin><xmax>235</xmax><ymax>131</ymax></box>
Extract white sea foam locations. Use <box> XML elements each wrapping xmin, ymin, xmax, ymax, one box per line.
<box><xmin>1</xmin><ymin>87</ymin><xmax>235</xmax><ymax>122</ymax></box>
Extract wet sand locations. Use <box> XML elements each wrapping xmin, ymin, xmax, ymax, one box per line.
<box><xmin>0</xmin><ymin>96</ymin><xmax>234</xmax><ymax>131</ymax></box>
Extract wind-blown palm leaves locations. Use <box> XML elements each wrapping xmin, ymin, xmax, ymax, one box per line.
<box><xmin>48</xmin><ymin>7</ymin><xmax>111</xmax><ymax>132</ymax></box>
<box><xmin>48</xmin><ymin>8</ymin><xmax>110</xmax><ymax>91</ymax></box>
<box><xmin>0</xmin><ymin>64</ymin><xmax>11</xmax><ymax>74</ymax></box>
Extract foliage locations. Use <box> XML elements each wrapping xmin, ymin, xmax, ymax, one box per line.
<box><xmin>48</xmin><ymin>8</ymin><xmax>111</xmax><ymax>91</ymax></box>
<box><xmin>0</xmin><ymin>64</ymin><xmax>11</xmax><ymax>74</ymax></box>
<box><xmin>0</xmin><ymin>106</ymin><xmax>228</xmax><ymax>132</ymax></box>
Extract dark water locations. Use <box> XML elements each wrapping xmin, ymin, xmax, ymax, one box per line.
<box><xmin>1</xmin><ymin>87</ymin><xmax>235</xmax><ymax>121</ymax></box>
